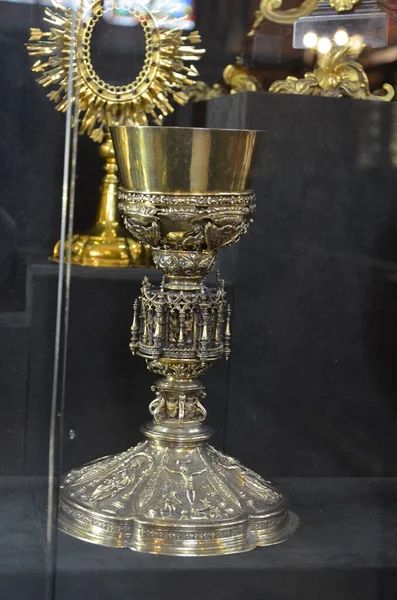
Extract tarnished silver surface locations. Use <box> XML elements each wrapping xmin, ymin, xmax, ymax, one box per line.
<box><xmin>118</xmin><ymin>191</ymin><xmax>256</xmax><ymax>256</ymax></box>
<box><xmin>59</xmin><ymin>127</ymin><xmax>299</xmax><ymax>555</ymax></box>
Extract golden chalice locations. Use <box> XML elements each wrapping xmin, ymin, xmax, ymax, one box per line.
<box><xmin>58</xmin><ymin>126</ymin><xmax>299</xmax><ymax>556</ymax></box>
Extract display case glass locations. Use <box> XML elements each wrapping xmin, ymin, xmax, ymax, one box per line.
<box><xmin>1</xmin><ymin>0</ymin><xmax>397</xmax><ymax>598</ymax></box>
<box><xmin>1</xmin><ymin>0</ymin><xmax>76</xmax><ymax>597</ymax></box>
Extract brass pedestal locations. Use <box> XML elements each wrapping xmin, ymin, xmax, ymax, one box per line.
<box><xmin>52</xmin><ymin>135</ymin><xmax>151</xmax><ymax>268</ymax></box>
<box><xmin>58</xmin><ymin>126</ymin><xmax>299</xmax><ymax>556</ymax></box>
<box><xmin>52</xmin><ymin>224</ymin><xmax>150</xmax><ymax>268</ymax></box>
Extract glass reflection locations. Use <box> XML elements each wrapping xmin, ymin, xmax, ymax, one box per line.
<box><xmin>0</xmin><ymin>0</ymin><xmax>196</xmax><ymax>30</ymax></box>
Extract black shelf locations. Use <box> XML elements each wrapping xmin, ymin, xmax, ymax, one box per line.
<box><xmin>2</xmin><ymin>477</ymin><xmax>397</xmax><ymax>600</ymax></box>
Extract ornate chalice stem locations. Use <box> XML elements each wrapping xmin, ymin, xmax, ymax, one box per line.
<box><xmin>58</xmin><ymin>127</ymin><xmax>299</xmax><ymax>556</ymax></box>
<box><xmin>131</xmin><ymin>266</ymin><xmax>228</xmax><ymax>428</ymax></box>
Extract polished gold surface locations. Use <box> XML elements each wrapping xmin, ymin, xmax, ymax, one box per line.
<box><xmin>186</xmin><ymin>60</ymin><xmax>263</xmax><ymax>101</ymax></box>
<box><xmin>112</xmin><ymin>126</ymin><xmax>258</xmax><ymax>194</ymax></box>
<box><xmin>223</xmin><ymin>62</ymin><xmax>263</xmax><ymax>94</ymax></box>
<box><xmin>27</xmin><ymin>0</ymin><xmax>204</xmax><ymax>142</ymax></box>
<box><xmin>270</xmin><ymin>39</ymin><xmax>395</xmax><ymax>101</ymax></box>
<box><xmin>59</xmin><ymin>127</ymin><xmax>299</xmax><ymax>555</ymax></box>
<box><xmin>185</xmin><ymin>80</ymin><xmax>225</xmax><ymax>102</ymax></box>
<box><xmin>52</xmin><ymin>135</ymin><xmax>151</xmax><ymax>267</ymax></box>
<box><xmin>27</xmin><ymin>0</ymin><xmax>204</xmax><ymax>267</ymax></box>
<box><xmin>248</xmin><ymin>0</ymin><xmax>360</xmax><ymax>29</ymax></box>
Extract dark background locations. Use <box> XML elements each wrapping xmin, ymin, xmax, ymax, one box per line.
<box><xmin>1</xmin><ymin>1</ymin><xmax>397</xmax><ymax>479</ymax></box>
<box><xmin>2</xmin><ymin>2</ymin><xmax>397</xmax><ymax>599</ymax></box>
<box><xmin>209</xmin><ymin>93</ymin><xmax>397</xmax><ymax>478</ymax></box>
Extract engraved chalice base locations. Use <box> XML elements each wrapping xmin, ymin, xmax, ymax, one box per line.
<box><xmin>58</xmin><ymin>421</ymin><xmax>298</xmax><ymax>556</ymax></box>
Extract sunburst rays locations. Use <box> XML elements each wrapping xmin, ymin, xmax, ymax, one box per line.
<box><xmin>27</xmin><ymin>0</ymin><xmax>204</xmax><ymax>142</ymax></box>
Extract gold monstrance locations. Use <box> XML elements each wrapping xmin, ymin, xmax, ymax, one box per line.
<box><xmin>27</xmin><ymin>0</ymin><xmax>204</xmax><ymax>267</ymax></box>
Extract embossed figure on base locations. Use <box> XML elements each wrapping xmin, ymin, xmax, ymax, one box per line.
<box><xmin>58</xmin><ymin>126</ymin><xmax>299</xmax><ymax>556</ymax></box>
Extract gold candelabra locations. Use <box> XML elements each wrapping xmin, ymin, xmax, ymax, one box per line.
<box><xmin>58</xmin><ymin>126</ymin><xmax>299</xmax><ymax>556</ymax></box>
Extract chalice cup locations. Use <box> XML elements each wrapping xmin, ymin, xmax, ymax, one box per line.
<box><xmin>58</xmin><ymin>126</ymin><xmax>299</xmax><ymax>556</ymax></box>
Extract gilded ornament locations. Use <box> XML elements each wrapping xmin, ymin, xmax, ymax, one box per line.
<box><xmin>185</xmin><ymin>80</ymin><xmax>225</xmax><ymax>102</ymax></box>
<box><xmin>223</xmin><ymin>62</ymin><xmax>263</xmax><ymax>94</ymax></box>
<box><xmin>27</xmin><ymin>0</ymin><xmax>204</xmax><ymax>140</ymax></box>
<box><xmin>270</xmin><ymin>40</ymin><xmax>395</xmax><ymax>101</ymax></box>
<box><xmin>329</xmin><ymin>0</ymin><xmax>361</xmax><ymax>10</ymax></box>
<box><xmin>186</xmin><ymin>59</ymin><xmax>262</xmax><ymax>101</ymax></box>
<box><xmin>248</xmin><ymin>0</ymin><xmax>361</xmax><ymax>29</ymax></box>
<box><xmin>27</xmin><ymin>0</ymin><xmax>204</xmax><ymax>267</ymax></box>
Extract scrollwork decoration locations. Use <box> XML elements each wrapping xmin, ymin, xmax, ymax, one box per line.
<box><xmin>248</xmin><ymin>0</ymin><xmax>360</xmax><ymax>30</ymax></box>
<box><xmin>147</xmin><ymin>360</ymin><xmax>210</xmax><ymax>380</ymax></box>
<box><xmin>269</xmin><ymin>40</ymin><xmax>395</xmax><ymax>101</ymax></box>
<box><xmin>119</xmin><ymin>191</ymin><xmax>256</xmax><ymax>253</ymax></box>
<box><xmin>185</xmin><ymin>59</ymin><xmax>263</xmax><ymax>101</ymax></box>
<box><xmin>152</xmin><ymin>250</ymin><xmax>216</xmax><ymax>277</ymax></box>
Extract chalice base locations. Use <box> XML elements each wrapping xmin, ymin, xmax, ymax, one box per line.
<box><xmin>52</xmin><ymin>223</ymin><xmax>152</xmax><ymax>268</ymax></box>
<box><xmin>58</xmin><ymin>422</ymin><xmax>299</xmax><ymax>556</ymax></box>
